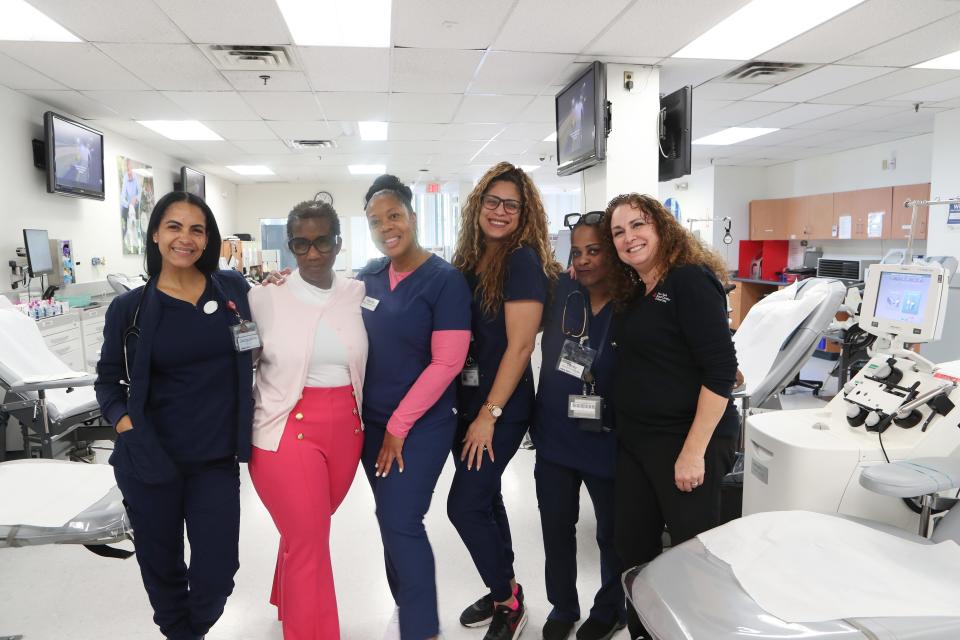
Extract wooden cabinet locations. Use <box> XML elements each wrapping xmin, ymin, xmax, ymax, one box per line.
<box><xmin>833</xmin><ymin>187</ymin><xmax>892</xmax><ymax>240</ymax></box>
<box><xmin>890</xmin><ymin>183</ymin><xmax>930</xmax><ymax>240</ymax></box>
<box><xmin>785</xmin><ymin>194</ymin><xmax>834</xmax><ymax>240</ymax></box>
<box><xmin>750</xmin><ymin>198</ymin><xmax>787</xmax><ymax>240</ymax></box>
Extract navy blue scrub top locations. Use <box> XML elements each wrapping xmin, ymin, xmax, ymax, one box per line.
<box><xmin>147</xmin><ymin>283</ymin><xmax>238</xmax><ymax>462</ymax></box>
<box><xmin>532</xmin><ymin>274</ymin><xmax>617</xmax><ymax>478</ymax></box>
<box><xmin>357</xmin><ymin>254</ymin><xmax>472</xmax><ymax>429</ymax></box>
<box><xmin>458</xmin><ymin>246</ymin><xmax>548</xmax><ymax>424</ymax></box>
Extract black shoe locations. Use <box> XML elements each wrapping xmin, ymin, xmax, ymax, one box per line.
<box><xmin>575</xmin><ymin>617</ymin><xmax>626</xmax><ymax>640</ymax></box>
<box><xmin>484</xmin><ymin>600</ymin><xmax>528</xmax><ymax>640</ymax></box>
<box><xmin>460</xmin><ymin>584</ymin><xmax>525</xmax><ymax>628</ymax></box>
<box><xmin>542</xmin><ymin>618</ymin><xmax>575</xmax><ymax>640</ymax></box>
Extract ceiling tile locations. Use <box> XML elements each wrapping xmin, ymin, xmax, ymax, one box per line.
<box><xmin>81</xmin><ymin>91</ymin><xmax>187</xmax><ymax>120</ymax></box>
<box><xmin>391</xmin><ymin>49</ymin><xmax>483</xmax><ymax>93</ymax></box>
<box><xmin>204</xmin><ymin>120</ymin><xmax>279</xmax><ymax>140</ymax></box>
<box><xmin>846</xmin><ymin>108</ymin><xmax>938</xmax><ymax>134</ymax></box>
<box><xmin>232</xmin><ymin>140</ymin><xmax>292</xmax><ymax>154</ymax></box>
<box><xmin>222</xmin><ymin>71</ymin><xmax>310</xmax><ymax>92</ymax></box>
<box><xmin>732</xmin><ymin>127</ymin><xmax>819</xmax><ymax>147</ymax></box>
<box><xmin>23</xmin><ymin>90</ymin><xmax>118</xmax><ymax>119</ymax></box>
<box><xmin>811</xmin><ymin>68</ymin><xmax>960</xmax><ymax>105</ymax></box>
<box><xmin>841</xmin><ymin>11</ymin><xmax>960</xmax><ymax>67</ymax></box>
<box><xmin>751</xmin><ymin>103</ymin><xmax>852</xmax><ymax>128</ymax></box>
<box><xmin>791</xmin><ymin>105</ymin><xmax>904</xmax><ymax>130</ymax></box>
<box><xmin>454</xmin><ymin>95</ymin><xmax>535</xmax><ymax>123</ymax></box>
<box><xmin>298</xmin><ymin>47</ymin><xmax>390</xmax><ymax>92</ymax></box>
<box><xmin>440</xmin><ymin>123</ymin><xmax>504</xmax><ymax>141</ymax></box>
<box><xmin>492</xmin><ymin>0</ymin><xmax>632</xmax><ymax>53</ymax></box>
<box><xmin>497</xmin><ymin>122</ymin><xmax>556</xmax><ymax>141</ymax></box>
<box><xmin>315</xmin><ymin>92</ymin><xmax>389</xmax><ymax>121</ymax></box>
<box><xmin>694</xmin><ymin>82</ymin><xmax>772</xmax><ymax>101</ymax></box>
<box><xmin>163</xmin><ymin>91</ymin><xmax>261</xmax><ymax>120</ymax></box>
<box><xmin>480</xmin><ymin>139</ymin><xmax>532</xmax><ymax>155</ymax></box>
<box><xmin>179</xmin><ymin>140</ymin><xmax>246</xmax><ymax>162</ymax></box>
<box><xmin>0</xmin><ymin>43</ymin><xmax>149</xmax><ymax>90</ymax></box>
<box><xmin>750</xmin><ymin>65</ymin><xmax>896</xmax><ymax>103</ymax></box>
<box><xmin>266</xmin><ymin>120</ymin><xmax>347</xmax><ymax>140</ymax></box>
<box><xmin>389</xmin><ymin>123</ymin><xmax>447</xmax><ymax>141</ymax></box>
<box><xmin>97</xmin><ymin>44</ymin><xmax>231</xmax><ymax>91</ymax></box>
<box><xmin>87</xmin><ymin>119</ymin><xmax>168</xmax><ymax>141</ymax></box>
<box><xmin>26</xmin><ymin>0</ymin><xmax>188</xmax><ymax>43</ymax></box>
<box><xmin>516</xmin><ymin>95</ymin><xmax>555</xmax><ymax>123</ymax></box>
<box><xmin>389</xmin><ymin>93</ymin><xmax>463</xmax><ymax>123</ymax></box>
<box><xmin>469</xmin><ymin>52</ymin><xmax>576</xmax><ymax>96</ymax></box>
<box><xmin>239</xmin><ymin>92</ymin><xmax>322</xmax><ymax>120</ymax></box>
<box><xmin>886</xmin><ymin>76</ymin><xmax>960</xmax><ymax>104</ymax></box>
<box><xmin>700</xmin><ymin>100</ymin><xmax>793</xmax><ymax>128</ymax></box>
<box><xmin>762</xmin><ymin>0</ymin><xmax>960</xmax><ymax>64</ymax></box>
<box><xmin>152</xmin><ymin>0</ymin><xmax>292</xmax><ymax>44</ymax></box>
<box><xmin>393</xmin><ymin>0</ymin><xmax>515</xmax><ymax>49</ymax></box>
<box><xmin>0</xmin><ymin>52</ymin><xmax>65</xmax><ymax>91</ymax></box>
<box><xmin>659</xmin><ymin>58</ymin><xmax>744</xmax><ymax>95</ymax></box>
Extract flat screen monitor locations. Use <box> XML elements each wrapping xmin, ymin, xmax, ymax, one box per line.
<box><xmin>860</xmin><ymin>263</ymin><xmax>948</xmax><ymax>343</ymax></box>
<box><xmin>555</xmin><ymin>61</ymin><xmax>607</xmax><ymax>177</ymax></box>
<box><xmin>44</xmin><ymin>111</ymin><xmax>105</xmax><ymax>200</ymax></box>
<box><xmin>659</xmin><ymin>86</ymin><xmax>692</xmax><ymax>182</ymax></box>
<box><xmin>23</xmin><ymin>229</ymin><xmax>53</xmax><ymax>277</ymax></box>
<box><xmin>181</xmin><ymin>166</ymin><xmax>206</xmax><ymax>200</ymax></box>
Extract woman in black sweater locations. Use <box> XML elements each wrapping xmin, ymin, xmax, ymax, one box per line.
<box><xmin>600</xmin><ymin>193</ymin><xmax>738</xmax><ymax>639</ymax></box>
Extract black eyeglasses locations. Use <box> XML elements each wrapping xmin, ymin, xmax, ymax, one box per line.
<box><xmin>288</xmin><ymin>235</ymin><xmax>338</xmax><ymax>256</ymax></box>
<box><xmin>563</xmin><ymin>211</ymin><xmax>604</xmax><ymax>229</ymax></box>
<box><xmin>481</xmin><ymin>194</ymin><xmax>522</xmax><ymax>215</ymax></box>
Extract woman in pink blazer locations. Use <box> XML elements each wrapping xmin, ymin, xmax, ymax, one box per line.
<box><xmin>247</xmin><ymin>200</ymin><xmax>368</xmax><ymax>640</ymax></box>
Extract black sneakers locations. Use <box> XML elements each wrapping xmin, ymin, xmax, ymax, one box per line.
<box><xmin>575</xmin><ymin>617</ymin><xmax>626</xmax><ymax>640</ymax></box>
<box><xmin>484</xmin><ymin>600</ymin><xmax>528</xmax><ymax>640</ymax></box>
<box><xmin>459</xmin><ymin>584</ymin><xmax>525</xmax><ymax>628</ymax></box>
<box><xmin>542</xmin><ymin>617</ymin><xmax>575</xmax><ymax>639</ymax></box>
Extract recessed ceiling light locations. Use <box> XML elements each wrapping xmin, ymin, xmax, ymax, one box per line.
<box><xmin>520</xmin><ymin>165</ymin><xmax>540</xmax><ymax>172</ymax></box>
<box><xmin>0</xmin><ymin>0</ymin><xmax>80</xmax><ymax>42</ymax></box>
<box><xmin>349</xmin><ymin>164</ymin><xmax>386</xmax><ymax>175</ymax></box>
<box><xmin>914</xmin><ymin>50</ymin><xmax>960</xmax><ymax>70</ymax></box>
<box><xmin>692</xmin><ymin>127</ymin><xmax>779</xmax><ymax>145</ymax></box>
<box><xmin>227</xmin><ymin>165</ymin><xmax>274</xmax><ymax>176</ymax></box>
<box><xmin>543</xmin><ymin>131</ymin><xmax>557</xmax><ymax>142</ymax></box>
<box><xmin>138</xmin><ymin>120</ymin><xmax>223</xmax><ymax>141</ymax></box>
<box><xmin>358</xmin><ymin>121</ymin><xmax>389</xmax><ymax>141</ymax></box>
<box><xmin>673</xmin><ymin>0</ymin><xmax>865</xmax><ymax>60</ymax></box>
<box><xmin>276</xmin><ymin>0</ymin><xmax>391</xmax><ymax>47</ymax></box>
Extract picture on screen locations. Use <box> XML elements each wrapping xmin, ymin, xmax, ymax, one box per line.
<box><xmin>874</xmin><ymin>271</ymin><xmax>931</xmax><ymax>324</ymax></box>
<box><xmin>52</xmin><ymin>116</ymin><xmax>103</xmax><ymax>194</ymax></box>
<box><xmin>556</xmin><ymin>74</ymin><xmax>596</xmax><ymax>165</ymax></box>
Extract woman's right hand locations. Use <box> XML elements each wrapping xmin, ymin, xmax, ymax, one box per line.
<box><xmin>375</xmin><ymin>432</ymin><xmax>406</xmax><ymax>477</ymax></box>
<box><xmin>115</xmin><ymin>415</ymin><xmax>134</xmax><ymax>434</ymax></box>
<box><xmin>263</xmin><ymin>267</ymin><xmax>292</xmax><ymax>286</ymax></box>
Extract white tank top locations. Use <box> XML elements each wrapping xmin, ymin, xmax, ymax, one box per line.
<box><xmin>288</xmin><ymin>271</ymin><xmax>351</xmax><ymax>387</ymax></box>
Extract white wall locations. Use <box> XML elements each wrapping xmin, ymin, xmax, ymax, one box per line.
<box><xmin>712</xmin><ymin>166</ymin><xmax>768</xmax><ymax>269</ymax></box>
<box><xmin>0</xmin><ymin>86</ymin><xmax>238</xmax><ymax>294</ymax></box>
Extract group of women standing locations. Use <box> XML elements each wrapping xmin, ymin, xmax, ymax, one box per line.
<box><xmin>95</xmin><ymin>161</ymin><xmax>739</xmax><ymax>640</ymax></box>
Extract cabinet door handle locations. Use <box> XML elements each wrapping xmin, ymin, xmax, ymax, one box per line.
<box><xmin>764</xmin><ymin>228</ymin><xmax>774</xmax><ymax>232</ymax></box>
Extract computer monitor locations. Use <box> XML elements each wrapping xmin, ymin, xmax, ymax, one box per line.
<box><xmin>860</xmin><ymin>262</ymin><xmax>949</xmax><ymax>343</ymax></box>
<box><xmin>23</xmin><ymin>229</ymin><xmax>54</xmax><ymax>277</ymax></box>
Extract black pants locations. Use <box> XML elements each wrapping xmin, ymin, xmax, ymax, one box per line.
<box><xmin>116</xmin><ymin>458</ymin><xmax>241</xmax><ymax>640</ymax></box>
<box><xmin>614</xmin><ymin>432</ymin><xmax>735</xmax><ymax>638</ymax></box>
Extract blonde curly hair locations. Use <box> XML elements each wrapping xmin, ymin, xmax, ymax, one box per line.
<box><xmin>452</xmin><ymin>162</ymin><xmax>562</xmax><ymax>315</ymax></box>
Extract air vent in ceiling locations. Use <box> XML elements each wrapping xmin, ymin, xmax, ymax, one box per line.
<box><xmin>205</xmin><ymin>45</ymin><xmax>296</xmax><ymax>70</ymax></box>
<box><xmin>721</xmin><ymin>61</ymin><xmax>812</xmax><ymax>84</ymax></box>
<box><xmin>288</xmin><ymin>139</ymin><xmax>337</xmax><ymax>149</ymax></box>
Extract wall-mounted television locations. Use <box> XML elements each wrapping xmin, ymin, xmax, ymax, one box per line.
<box><xmin>180</xmin><ymin>166</ymin><xmax>206</xmax><ymax>200</ymax></box>
<box><xmin>555</xmin><ymin>61</ymin><xmax>609</xmax><ymax>177</ymax></box>
<box><xmin>44</xmin><ymin>111</ymin><xmax>105</xmax><ymax>200</ymax></box>
<box><xmin>658</xmin><ymin>85</ymin><xmax>693</xmax><ymax>182</ymax></box>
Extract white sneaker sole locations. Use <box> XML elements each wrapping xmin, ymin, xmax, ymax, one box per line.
<box><xmin>511</xmin><ymin>609</ymin><xmax>528</xmax><ymax>639</ymax></box>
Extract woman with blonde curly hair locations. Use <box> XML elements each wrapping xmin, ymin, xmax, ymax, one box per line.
<box><xmin>449</xmin><ymin>162</ymin><xmax>561</xmax><ymax>640</ymax></box>
<box><xmin>602</xmin><ymin>193</ymin><xmax>738</xmax><ymax>640</ymax></box>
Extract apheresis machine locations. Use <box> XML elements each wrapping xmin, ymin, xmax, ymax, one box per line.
<box><xmin>626</xmin><ymin>260</ymin><xmax>960</xmax><ymax>640</ymax></box>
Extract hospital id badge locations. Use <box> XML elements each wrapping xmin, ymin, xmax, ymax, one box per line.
<box><xmin>460</xmin><ymin>365</ymin><xmax>480</xmax><ymax>387</ymax></box>
<box><xmin>568</xmin><ymin>394</ymin><xmax>602</xmax><ymax>420</ymax></box>
<box><xmin>230</xmin><ymin>321</ymin><xmax>261</xmax><ymax>352</ymax></box>
<box><xmin>556</xmin><ymin>338</ymin><xmax>596</xmax><ymax>381</ymax></box>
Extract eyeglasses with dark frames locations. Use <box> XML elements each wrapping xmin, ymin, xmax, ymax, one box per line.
<box><xmin>288</xmin><ymin>235</ymin><xmax>338</xmax><ymax>256</ymax></box>
<box><xmin>563</xmin><ymin>211</ymin><xmax>604</xmax><ymax>229</ymax></box>
<box><xmin>481</xmin><ymin>194</ymin><xmax>522</xmax><ymax>216</ymax></box>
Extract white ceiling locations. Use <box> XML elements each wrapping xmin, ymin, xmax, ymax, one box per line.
<box><xmin>4</xmin><ymin>0</ymin><xmax>960</xmax><ymax>186</ymax></box>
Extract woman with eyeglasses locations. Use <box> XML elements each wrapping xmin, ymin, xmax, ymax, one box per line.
<box><xmin>356</xmin><ymin>175</ymin><xmax>471</xmax><ymax>640</ymax></box>
<box><xmin>247</xmin><ymin>200</ymin><xmax>368</xmax><ymax>640</ymax></box>
<box><xmin>530</xmin><ymin>211</ymin><xmax>632</xmax><ymax>640</ymax></box>
<box><xmin>601</xmin><ymin>194</ymin><xmax>738</xmax><ymax>640</ymax></box>
<box><xmin>450</xmin><ymin>162</ymin><xmax>562</xmax><ymax>640</ymax></box>
<box><xmin>95</xmin><ymin>191</ymin><xmax>254</xmax><ymax>640</ymax></box>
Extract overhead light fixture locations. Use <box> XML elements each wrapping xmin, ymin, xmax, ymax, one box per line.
<box><xmin>227</xmin><ymin>165</ymin><xmax>274</xmax><ymax>175</ymax></box>
<box><xmin>138</xmin><ymin>120</ymin><xmax>223</xmax><ymax>141</ymax></box>
<box><xmin>543</xmin><ymin>131</ymin><xmax>557</xmax><ymax>142</ymax></box>
<box><xmin>349</xmin><ymin>164</ymin><xmax>386</xmax><ymax>175</ymax></box>
<box><xmin>276</xmin><ymin>0</ymin><xmax>391</xmax><ymax>47</ymax></box>
<box><xmin>520</xmin><ymin>165</ymin><xmax>540</xmax><ymax>172</ymax></box>
<box><xmin>692</xmin><ymin>127</ymin><xmax>779</xmax><ymax>145</ymax></box>
<box><xmin>673</xmin><ymin>0</ymin><xmax>864</xmax><ymax>60</ymax></box>
<box><xmin>358</xmin><ymin>121</ymin><xmax>389</xmax><ymax>141</ymax></box>
<box><xmin>0</xmin><ymin>0</ymin><xmax>80</xmax><ymax>42</ymax></box>
<box><xmin>914</xmin><ymin>49</ymin><xmax>960</xmax><ymax>70</ymax></box>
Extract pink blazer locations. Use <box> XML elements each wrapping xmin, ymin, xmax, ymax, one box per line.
<box><xmin>248</xmin><ymin>272</ymin><xmax>368</xmax><ymax>451</ymax></box>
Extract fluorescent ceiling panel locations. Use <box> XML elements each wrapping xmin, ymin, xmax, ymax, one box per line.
<box><xmin>520</xmin><ymin>165</ymin><xmax>540</xmax><ymax>173</ymax></box>
<box><xmin>358</xmin><ymin>121</ymin><xmax>389</xmax><ymax>141</ymax></box>
<box><xmin>543</xmin><ymin>131</ymin><xmax>557</xmax><ymax>142</ymax></box>
<box><xmin>137</xmin><ymin>120</ymin><xmax>223</xmax><ymax>141</ymax></box>
<box><xmin>349</xmin><ymin>164</ymin><xmax>386</xmax><ymax>175</ymax></box>
<box><xmin>914</xmin><ymin>50</ymin><xmax>960</xmax><ymax>70</ymax></box>
<box><xmin>0</xmin><ymin>0</ymin><xmax>80</xmax><ymax>42</ymax></box>
<box><xmin>673</xmin><ymin>0</ymin><xmax>865</xmax><ymax>60</ymax></box>
<box><xmin>276</xmin><ymin>0</ymin><xmax>391</xmax><ymax>47</ymax></box>
<box><xmin>693</xmin><ymin>127</ymin><xmax>779</xmax><ymax>145</ymax></box>
<box><xmin>227</xmin><ymin>165</ymin><xmax>274</xmax><ymax>175</ymax></box>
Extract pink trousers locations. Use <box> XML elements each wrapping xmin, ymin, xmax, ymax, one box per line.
<box><xmin>250</xmin><ymin>386</ymin><xmax>363</xmax><ymax>640</ymax></box>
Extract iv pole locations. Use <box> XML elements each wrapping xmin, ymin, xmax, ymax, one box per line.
<box><xmin>902</xmin><ymin>196</ymin><xmax>960</xmax><ymax>263</ymax></box>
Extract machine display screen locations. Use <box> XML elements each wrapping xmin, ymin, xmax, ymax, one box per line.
<box><xmin>874</xmin><ymin>271</ymin><xmax>931</xmax><ymax>324</ymax></box>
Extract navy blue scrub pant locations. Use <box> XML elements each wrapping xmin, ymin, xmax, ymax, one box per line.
<box><xmin>362</xmin><ymin>419</ymin><xmax>455</xmax><ymax>640</ymax></box>
<box><xmin>447</xmin><ymin>419</ymin><xmax>527</xmax><ymax>603</ymax></box>
<box><xmin>115</xmin><ymin>458</ymin><xmax>240</xmax><ymax>640</ymax></box>
<box><xmin>535</xmin><ymin>455</ymin><xmax>625</xmax><ymax>627</ymax></box>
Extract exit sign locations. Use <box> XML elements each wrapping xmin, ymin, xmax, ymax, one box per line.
<box><xmin>427</xmin><ymin>182</ymin><xmax>440</xmax><ymax>193</ymax></box>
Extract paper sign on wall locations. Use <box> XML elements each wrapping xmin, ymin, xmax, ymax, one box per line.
<box><xmin>838</xmin><ymin>215</ymin><xmax>852</xmax><ymax>239</ymax></box>
<box><xmin>948</xmin><ymin>203</ymin><xmax>960</xmax><ymax>225</ymax></box>
<box><xmin>867</xmin><ymin>211</ymin><xmax>884</xmax><ymax>238</ymax></box>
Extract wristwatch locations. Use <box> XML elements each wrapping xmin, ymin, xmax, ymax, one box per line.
<box><xmin>483</xmin><ymin>401</ymin><xmax>503</xmax><ymax>418</ymax></box>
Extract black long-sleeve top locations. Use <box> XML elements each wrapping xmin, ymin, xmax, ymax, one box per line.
<box><xmin>612</xmin><ymin>263</ymin><xmax>739</xmax><ymax>443</ymax></box>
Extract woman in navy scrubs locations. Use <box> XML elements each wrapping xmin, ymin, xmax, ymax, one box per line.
<box><xmin>532</xmin><ymin>212</ymin><xmax>632</xmax><ymax>640</ymax></box>
<box><xmin>450</xmin><ymin>162</ymin><xmax>561</xmax><ymax>640</ymax></box>
<box><xmin>96</xmin><ymin>191</ymin><xmax>254</xmax><ymax>640</ymax></box>
<box><xmin>356</xmin><ymin>175</ymin><xmax>472</xmax><ymax>640</ymax></box>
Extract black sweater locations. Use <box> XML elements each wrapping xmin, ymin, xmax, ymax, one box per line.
<box><xmin>612</xmin><ymin>264</ymin><xmax>739</xmax><ymax>442</ymax></box>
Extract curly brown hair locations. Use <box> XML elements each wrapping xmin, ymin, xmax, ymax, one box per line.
<box><xmin>599</xmin><ymin>193</ymin><xmax>729</xmax><ymax>305</ymax></box>
<box><xmin>452</xmin><ymin>162</ymin><xmax>562</xmax><ymax>314</ymax></box>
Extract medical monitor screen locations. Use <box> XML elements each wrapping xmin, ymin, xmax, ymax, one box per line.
<box><xmin>555</xmin><ymin>62</ymin><xmax>606</xmax><ymax>176</ymax></box>
<box><xmin>181</xmin><ymin>166</ymin><xmax>206</xmax><ymax>200</ymax></box>
<box><xmin>874</xmin><ymin>271</ymin><xmax>932</xmax><ymax>325</ymax></box>
<box><xmin>44</xmin><ymin>111</ymin><xmax>105</xmax><ymax>200</ymax></box>
<box><xmin>23</xmin><ymin>229</ymin><xmax>53</xmax><ymax>277</ymax></box>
